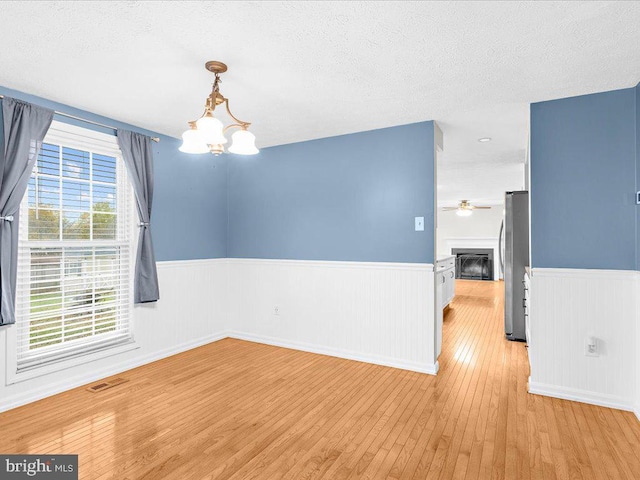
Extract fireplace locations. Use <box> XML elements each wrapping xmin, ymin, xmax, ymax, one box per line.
<box><xmin>451</xmin><ymin>248</ymin><xmax>494</xmax><ymax>281</ymax></box>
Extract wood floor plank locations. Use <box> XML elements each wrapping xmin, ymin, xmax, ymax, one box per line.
<box><xmin>1</xmin><ymin>280</ymin><xmax>638</xmax><ymax>479</ymax></box>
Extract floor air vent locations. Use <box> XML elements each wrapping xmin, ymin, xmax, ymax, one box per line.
<box><xmin>87</xmin><ymin>377</ymin><xmax>129</xmax><ymax>393</ymax></box>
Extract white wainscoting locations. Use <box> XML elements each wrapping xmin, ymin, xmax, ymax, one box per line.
<box><xmin>529</xmin><ymin>268</ymin><xmax>638</xmax><ymax>412</ymax></box>
<box><xmin>0</xmin><ymin>258</ymin><xmax>229</xmax><ymax>413</ymax></box>
<box><xmin>227</xmin><ymin>258</ymin><xmax>438</xmax><ymax>374</ymax></box>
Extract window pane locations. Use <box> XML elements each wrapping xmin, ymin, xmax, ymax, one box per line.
<box><xmin>37</xmin><ymin>143</ymin><xmax>60</xmax><ymax>176</ymax></box>
<box><xmin>93</xmin><ymin>213</ymin><xmax>116</xmax><ymax>239</ymax></box>
<box><xmin>62</xmin><ymin>211</ymin><xmax>90</xmax><ymax>240</ymax></box>
<box><xmin>29</xmin><ymin>177</ymin><xmax>60</xmax><ymax>209</ymax></box>
<box><xmin>95</xmin><ymin>248</ymin><xmax>118</xmax><ymax>291</ymax></box>
<box><xmin>92</xmin><ymin>153</ymin><xmax>117</xmax><ymax>184</ymax></box>
<box><xmin>64</xmin><ymin>312</ymin><xmax>94</xmax><ymax>342</ymax></box>
<box><xmin>62</xmin><ymin>147</ymin><xmax>90</xmax><ymax>180</ymax></box>
<box><xmin>28</xmin><ymin>208</ymin><xmax>60</xmax><ymax>240</ymax></box>
<box><xmin>93</xmin><ymin>184</ymin><xmax>116</xmax><ymax>211</ymax></box>
<box><xmin>62</xmin><ymin>180</ymin><xmax>90</xmax><ymax>211</ymax></box>
<box><xmin>29</xmin><ymin>250</ymin><xmax>62</xmax><ymax>350</ymax></box>
<box><xmin>25</xmin><ymin>247</ymin><xmax>125</xmax><ymax>351</ymax></box>
<box><xmin>95</xmin><ymin>248</ymin><xmax>117</xmax><ymax>333</ymax></box>
<box><xmin>64</xmin><ymin>248</ymin><xmax>93</xmax><ymax>309</ymax></box>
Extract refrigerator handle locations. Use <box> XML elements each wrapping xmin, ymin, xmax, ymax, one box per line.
<box><xmin>498</xmin><ymin>219</ymin><xmax>504</xmax><ymax>277</ymax></box>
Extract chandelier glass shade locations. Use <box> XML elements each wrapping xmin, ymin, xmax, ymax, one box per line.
<box><xmin>228</xmin><ymin>129</ymin><xmax>259</xmax><ymax>155</ymax></box>
<box><xmin>179</xmin><ymin>61</ymin><xmax>258</xmax><ymax>156</ymax></box>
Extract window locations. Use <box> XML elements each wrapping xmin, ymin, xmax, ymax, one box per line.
<box><xmin>14</xmin><ymin>121</ymin><xmax>134</xmax><ymax>372</ymax></box>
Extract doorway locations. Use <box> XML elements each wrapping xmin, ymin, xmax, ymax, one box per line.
<box><xmin>433</xmin><ymin>110</ymin><xmax>528</xmax><ymax>369</ymax></box>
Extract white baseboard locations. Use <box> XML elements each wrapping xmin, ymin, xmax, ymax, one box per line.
<box><xmin>1</xmin><ymin>328</ymin><xmax>442</xmax><ymax>414</ymax></box>
<box><xmin>528</xmin><ymin>378</ymin><xmax>633</xmax><ymax>412</ymax></box>
<box><xmin>229</xmin><ymin>331</ymin><xmax>439</xmax><ymax>375</ymax></box>
<box><xmin>635</xmin><ymin>406</ymin><xmax>640</xmax><ymax>422</ymax></box>
<box><xmin>0</xmin><ymin>332</ymin><xmax>229</xmax><ymax>413</ymax></box>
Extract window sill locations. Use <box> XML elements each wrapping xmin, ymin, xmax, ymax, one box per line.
<box><xmin>6</xmin><ymin>340</ymin><xmax>139</xmax><ymax>385</ymax></box>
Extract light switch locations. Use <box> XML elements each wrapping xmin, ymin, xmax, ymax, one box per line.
<box><xmin>415</xmin><ymin>216</ymin><xmax>424</xmax><ymax>231</ymax></box>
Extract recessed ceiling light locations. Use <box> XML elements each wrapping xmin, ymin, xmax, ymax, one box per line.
<box><xmin>478</xmin><ymin>137</ymin><xmax>491</xmax><ymax>143</ymax></box>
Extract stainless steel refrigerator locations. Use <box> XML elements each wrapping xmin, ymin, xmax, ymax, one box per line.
<box><xmin>499</xmin><ymin>191</ymin><xmax>529</xmax><ymax>342</ymax></box>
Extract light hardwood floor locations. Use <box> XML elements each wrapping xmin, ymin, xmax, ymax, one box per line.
<box><xmin>1</xmin><ymin>280</ymin><xmax>639</xmax><ymax>479</ymax></box>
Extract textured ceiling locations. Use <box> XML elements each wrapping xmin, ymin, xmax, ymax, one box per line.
<box><xmin>0</xmin><ymin>1</ymin><xmax>639</xmax><ymax>205</ymax></box>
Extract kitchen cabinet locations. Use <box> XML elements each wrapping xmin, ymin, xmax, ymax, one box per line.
<box><xmin>523</xmin><ymin>270</ymin><xmax>531</xmax><ymax>345</ymax></box>
<box><xmin>437</xmin><ymin>255</ymin><xmax>456</xmax><ymax>310</ymax></box>
<box><xmin>435</xmin><ymin>255</ymin><xmax>456</xmax><ymax>358</ymax></box>
<box><xmin>441</xmin><ymin>266</ymin><xmax>455</xmax><ymax>308</ymax></box>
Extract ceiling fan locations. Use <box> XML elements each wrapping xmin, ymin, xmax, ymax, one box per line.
<box><xmin>442</xmin><ymin>200</ymin><xmax>492</xmax><ymax>217</ymax></box>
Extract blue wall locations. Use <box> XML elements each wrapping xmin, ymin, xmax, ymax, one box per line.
<box><xmin>530</xmin><ymin>87</ymin><xmax>637</xmax><ymax>270</ymax></box>
<box><xmin>0</xmin><ymin>86</ymin><xmax>227</xmax><ymax>261</ymax></box>
<box><xmin>227</xmin><ymin>122</ymin><xmax>435</xmax><ymax>263</ymax></box>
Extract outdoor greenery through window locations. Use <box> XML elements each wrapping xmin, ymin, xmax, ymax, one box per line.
<box><xmin>15</xmin><ymin>124</ymin><xmax>133</xmax><ymax>370</ymax></box>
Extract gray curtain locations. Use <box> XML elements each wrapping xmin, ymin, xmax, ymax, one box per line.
<box><xmin>0</xmin><ymin>98</ymin><xmax>54</xmax><ymax>326</ymax></box>
<box><xmin>117</xmin><ymin>129</ymin><xmax>159</xmax><ymax>303</ymax></box>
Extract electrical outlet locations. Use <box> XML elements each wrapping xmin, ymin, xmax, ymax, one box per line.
<box><xmin>585</xmin><ymin>336</ymin><xmax>598</xmax><ymax>357</ymax></box>
<box><xmin>273</xmin><ymin>306</ymin><xmax>280</xmax><ymax>316</ymax></box>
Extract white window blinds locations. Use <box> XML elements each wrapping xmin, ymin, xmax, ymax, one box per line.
<box><xmin>15</xmin><ymin>122</ymin><xmax>134</xmax><ymax>371</ymax></box>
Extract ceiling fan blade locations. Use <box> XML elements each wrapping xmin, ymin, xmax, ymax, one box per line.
<box><xmin>472</xmin><ymin>206</ymin><xmax>492</xmax><ymax>209</ymax></box>
<box><xmin>441</xmin><ymin>207</ymin><xmax>458</xmax><ymax>211</ymax></box>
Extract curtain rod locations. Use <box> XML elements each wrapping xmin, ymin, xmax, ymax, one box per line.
<box><xmin>0</xmin><ymin>94</ymin><xmax>160</xmax><ymax>143</ymax></box>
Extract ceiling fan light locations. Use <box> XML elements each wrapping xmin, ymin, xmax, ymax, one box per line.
<box><xmin>179</xmin><ymin>128</ymin><xmax>209</xmax><ymax>154</ymax></box>
<box><xmin>228</xmin><ymin>129</ymin><xmax>259</xmax><ymax>155</ymax></box>
<box><xmin>456</xmin><ymin>209</ymin><xmax>473</xmax><ymax>217</ymax></box>
<box><xmin>196</xmin><ymin>114</ymin><xmax>227</xmax><ymax>145</ymax></box>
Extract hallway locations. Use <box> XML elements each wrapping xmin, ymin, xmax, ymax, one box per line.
<box><xmin>440</xmin><ymin>280</ymin><xmax>640</xmax><ymax>479</ymax></box>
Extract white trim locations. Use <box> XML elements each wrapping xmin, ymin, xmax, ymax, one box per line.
<box><xmin>0</xmin><ymin>332</ymin><xmax>228</xmax><ymax>413</ymax></box>
<box><xmin>433</xmin><ymin>123</ymin><xmax>442</xmax><ymax>371</ymax></box>
<box><xmin>46</xmin><ymin>120</ymin><xmax>121</xmax><ymax>156</ymax></box>
<box><xmin>228</xmin><ymin>331</ymin><xmax>439</xmax><ymax>375</ymax></box>
<box><xmin>531</xmin><ymin>267</ymin><xmax>637</xmax><ymax>279</ymax></box>
<box><xmin>6</xmin><ymin>338</ymin><xmax>138</xmax><ymax>384</ymax></box>
<box><xmin>157</xmin><ymin>258</ymin><xmax>228</xmax><ymax>269</ymax></box>
<box><xmin>528</xmin><ymin>378</ymin><xmax>633</xmax><ymax>412</ymax></box>
<box><xmin>227</xmin><ymin>258</ymin><xmax>434</xmax><ymax>272</ymax></box>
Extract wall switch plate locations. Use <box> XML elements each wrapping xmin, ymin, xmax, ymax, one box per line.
<box><xmin>273</xmin><ymin>306</ymin><xmax>280</xmax><ymax>316</ymax></box>
<box><xmin>415</xmin><ymin>217</ymin><xmax>424</xmax><ymax>231</ymax></box>
<box><xmin>585</xmin><ymin>336</ymin><xmax>599</xmax><ymax>357</ymax></box>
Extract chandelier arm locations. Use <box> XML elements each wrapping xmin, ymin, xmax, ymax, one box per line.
<box><xmin>223</xmin><ymin>123</ymin><xmax>245</xmax><ymax>133</ymax></box>
<box><xmin>224</xmin><ymin>98</ymin><xmax>251</xmax><ymax>128</ymax></box>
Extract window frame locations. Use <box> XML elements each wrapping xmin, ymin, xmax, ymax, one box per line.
<box><xmin>5</xmin><ymin>121</ymin><xmax>138</xmax><ymax>384</ymax></box>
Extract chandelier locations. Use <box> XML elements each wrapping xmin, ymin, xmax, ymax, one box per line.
<box><xmin>179</xmin><ymin>61</ymin><xmax>258</xmax><ymax>156</ymax></box>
